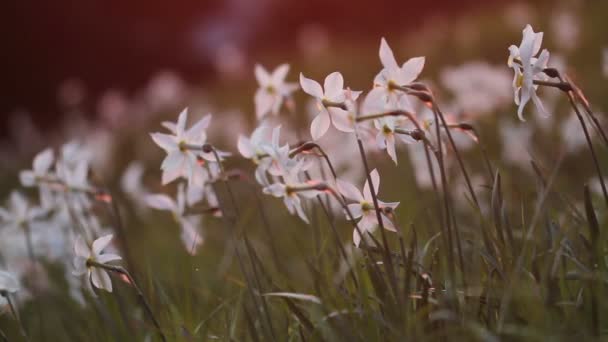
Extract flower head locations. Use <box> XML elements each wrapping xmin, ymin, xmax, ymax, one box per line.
<box><xmin>19</xmin><ymin>148</ymin><xmax>54</xmax><ymax>187</ymax></box>
<box><xmin>254</xmin><ymin>64</ymin><xmax>298</xmax><ymax>119</ymax></box>
<box><xmin>73</xmin><ymin>234</ymin><xmax>122</xmax><ymax>292</ymax></box>
<box><xmin>373</xmin><ymin>38</ymin><xmax>425</xmax><ymax>105</ymax></box>
<box><xmin>336</xmin><ymin>169</ymin><xmax>399</xmax><ymax>247</ymax></box>
<box><xmin>0</xmin><ymin>270</ymin><xmax>19</xmax><ymax>307</ymax></box>
<box><xmin>0</xmin><ymin>191</ymin><xmax>47</xmax><ymax>232</ymax></box>
<box><xmin>507</xmin><ymin>24</ymin><xmax>550</xmax><ymax>121</ymax></box>
<box><xmin>150</xmin><ymin>108</ymin><xmax>214</xmax><ymax>186</ymax></box>
<box><xmin>300</xmin><ymin>72</ymin><xmax>360</xmax><ymax>139</ymax></box>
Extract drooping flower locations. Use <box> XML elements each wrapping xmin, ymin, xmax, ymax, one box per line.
<box><xmin>145</xmin><ymin>184</ymin><xmax>204</xmax><ymax>254</ymax></box>
<box><xmin>73</xmin><ymin>234</ymin><xmax>122</xmax><ymax>292</ymax></box>
<box><xmin>507</xmin><ymin>24</ymin><xmax>551</xmax><ymax>121</ymax></box>
<box><xmin>254</xmin><ymin>64</ymin><xmax>298</xmax><ymax>119</ymax></box>
<box><xmin>150</xmin><ymin>108</ymin><xmax>213</xmax><ymax>186</ymax></box>
<box><xmin>262</xmin><ymin>162</ymin><xmax>321</xmax><ymax>223</ymax></box>
<box><xmin>336</xmin><ymin>169</ymin><xmax>399</xmax><ymax>247</ymax></box>
<box><xmin>300</xmin><ymin>72</ymin><xmax>360</xmax><ymax>140</ymax></box>
<box><xmin>373</xmin><ymin>38</ymin><xmax>425</xmax><ymax>105</ymax></box>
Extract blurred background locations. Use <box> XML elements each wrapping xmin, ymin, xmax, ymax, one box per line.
<box><xmin>1</xmin><ymin>0</ymin><xmax>606</xmax><ymax>181</ymax></box>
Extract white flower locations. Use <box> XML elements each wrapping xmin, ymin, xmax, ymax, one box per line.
<box><xmin>73</xmin><ymin>234</ymin><xmax>122</xmax><ymax>292</ymax></box>
<box><xmin>150</xmin><ymin>108</ymin><xmax>213</xmax><ymax>186</ymax></box>
<box><xmin>145</xmin><ymin>184</ymin><xmax>204</xmax><ymax>254</ymax></box>
<box><xmin>254</xmin><ymin>64</ymin><xmax>298</xmax><ymax>119</ymax></box>
<box><xmin>262</xmin><ymin>162</ymin><xmax>321</xmax><ymax>223</ymax></box>
<box><xmin>19</xmin><ymin>148</ymin><xmax>54</xmax><ymax>187</ymax></box>
<box><xmin>336</xmin><ymin>169</ymin><xmax>399</xmax><ymax>247</ymax></box>
<box><xmin>0</xmin><ymin>191</ymin><xmax>47</xmax><ymax>232</ymax></box>
<box><xmin>300</xmin><ymin>72</ymin><xmax>360</xmax><ymax>139</ymax></box>
<box><xmin>507</xmin><ymin>24</ymin><xmax>550</xmax><ymax>121</ymax></box>
<box><xmin>238</xmin><ymin>125</ymin><xmax>271</xmax><ymax>164</ymax></box>
<box><xmin>373</xmin><ymin>38</ymin><xmax>425</xmax><ymax>105</ymax></box>
<box><xmin>0</xmin><ymin>270</ymin><xmax>19</xmax><ymax>307</ymax></box>
<box><xmin>121</xmin><ymin>161</ymin><xmax>147</xmax><ymax>199</ymax></box>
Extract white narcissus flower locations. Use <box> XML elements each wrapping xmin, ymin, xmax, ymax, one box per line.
<box><xmin>507</xmin><ymin>24</ymin><xmax>550</xmax><ymax>121</ymax></box>
<box><xmin>373</xmin><ymin>38</ymin><xmax>425</xmax><ymax>105</ymax></box>
<box><xmin>145</xmin><ymin>184</ymin><xmax>204</xmax><ymax>254</ymax></box>
<box><xmin>150</xmin><ymin>108</ymin><xmax>213</xmax><ymax>186</ymax></box>
<box><xmin>254</xmin><ymin>64</ymin><xmax>298</xmax><ymax>119</ymax></box>
<box><xmin>336</xmin><ymin>169</ymin><xmax>399</xmax><ymax>247</ymax></box>
<box><xmin>0</xmin><ymin>191</ymin><xmax>47</xmax><ymax>232</ymax></box>
<box><xmin>73</xmin><ymin>234</ymin><xmax>122</xmax><ymax>292</ymax></box>
<box><xmin>237</xmin><ymin>125</ymin><xmax>271</xmax><ymax>164</ymax></box>
<box><xmin>300</xmin><ymin>72</ymin><xmax>359</xmax><ymax>140</ymax></box>
<box><xmin>19</xmin><ymin>148</ymin><xmax>54</xmax><ymax>187</ymax></box>
<box><xmin>262</xmin><ymin>162</ymin><xmax>321</xmax><ymax>223</ymax></box>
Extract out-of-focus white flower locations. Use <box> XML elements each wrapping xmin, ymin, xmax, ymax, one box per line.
<box><xmin>373</xmin><ymin>38</ymin><xmax>425</xmax><ymax>105</ymax></box>
<box><xmin>508</xmin><ymin>24</ymin><xmax>550</xmax><ymax>121</ymax></box>
<box><xmin>145</xmin><ymin>184</ymin><xmax>204</xmax><ymax>254</ymax></box>
<box><xmin>300</xmin><ymin>72</ymin><xmax>360</xmax><ymax>139</ymax></box>
<box><xmin>440</xmin><ymin>62</ymin><xmax>512</xmax><ymax>116</ymax></box>
<box><xmin>561</xmin><ymin>111</ymin><xmax>596</xmax><ymax>153</ymax></box>
<box><xmin>150</xmin><ymin>108</ymin><xmax>214</xmax><ymax>186</ymax></box>
<box><xmin>19</xmin><ymin>148</ymin><xmax>54</xmax><ymax>187</ymax></box>
<box><xmin>0</xmin><ymin>191</ymin><xmax>47</xmax><ymax>232</ymax></box>
<box><xmin>550</xmin><ymin>10</ymin><xmax>580</xmax><ymax>52</ymax></box>
<box><xmin>254</xmin><ymin>64</ymin><xmax>298</xmax><ymax>120</ymax></box>
<box><xmin>73</xmin><ymin>234</ymin><xmax>122</xmax><ymax>292</ymax></box>
<box><xmin>336</xmin><ymin>169</ymin><xmax>399</xmax><ymax>247</ymax></box>
<box><xmin>121</xmin><ymin>161</ymin><xmax>147</xmax><ymax>199</ymax></box>
<box><xmin>238</xmin><ymin>125</ymin><xmax>271</xmax><ymax>164</ymax></box>
<box><xmin>499</xmin><ymin>118</ymin><xmax>534</xmax><ymax>168</ymax></box>
<box><xmin>262</xmin><ymin>162</ymin><xmax>320</xmax><ymax>223</ymax></box>
<box><xmin>0</xmin><ymin>270</ymin><xmax>20</xmax><ymax>307</ymax></box>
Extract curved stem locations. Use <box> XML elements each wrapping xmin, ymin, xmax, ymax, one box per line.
<box><xmin>86</xmin><ymin>262</ymin><xmax>166</xmax><ymax>342</ymax></box>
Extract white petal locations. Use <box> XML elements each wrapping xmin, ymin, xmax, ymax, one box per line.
<box><xmin>254</xmin><ymin>64</ymin><xmax>271</xmax><ymax>85</ymax></box>
<box><xmin>145</xmin><ymin>194</ymin><xmax>177</xmax><ymax>211</ymax></box>
<box><xmin>161</xmin><ymin>151</ymin><xmax>185</xmax><ymax>170</ymax></box>
<box><xmin>363</xmin><ymin>169</ymin><xmax>381</xmax><ymax>200</ymax></box>
<box><xmin>92</xmin><ymin>234</ymin><xmax>114</xmax><ymax>256</ymax></box>
<box><xmin>386</xmin><ymin>135</ymin><xmax>398</xmax><ymax>164</ymax></box>
<box><xmin>255</xmin><ymin>89</ymin><xmax>275</xmax><ymax>119</ymax></box>
<box><xmin>310</xmin><ymin>110</ymin><xmax>331</xmax><ymax>140</ymax></box>
<box><xmin>346</xmin><ymin>203</ymin><xmax>363</xmax><ymax>219</ymax></box>
<box><xmin>336</xmin><ymin>179</ymin><xmax>364</xmax><ymax>202</ymax></box>
<box><xmin>299</xmin><ymin>73</ymin><xmax>324</xmax><ymax>98</ymax></box>
<box><xmin>19</xmin><ymin>171</ymin><xmax>36</xmax><ymax>187</ymax></box>
<box><xmin>399</xmin><ymin>57</ymin><xmax>425</xmax><ymax>84</ymax></box>
<box><xmin>330</xmin><ymin>108</ymin><xmax>354</xmax><ymax>133</ymax></box>
<box><xmin>33</xmin><ymin>148</ymin><xmax>54</xmax><ymax>173</ymax></box>
<box><xmin>91</xmin><ymin>268</ymin><xmax>113</xmax><ymax>292</ymax></box>
<box><xmin>353</xmin><ymin>228</ymin><xmax>361</xmax><ymax>247</ymax></box>
<box><xmin>176</xmin><ymin>108</ymin><xmax>188</xmax><ymax>136</ymax></box>
<box><xmin>323</xmin><ymin>72</ymin><xmax>344</xmax><ymax>100</ymax></box>
<box><xmin>97</xmin><ymin>253</ymin><xmax>122</xmax><ymax>264</ymax></box>
<box><xmin>237</xmin><ymin>136</ymin><xmax>255</xmax><ymax>159</ymax></box>
<box><xmin>74</xmin><ymin>235</ymin><xmax>90</xmax><ymax>258</ymax></box>
<box><xmin>150</xmin><ymin>133</ymin><xmax>177</xmax><ymax>151</ymax></box>
<box><xmin>271</xmin><ymin>64</ymin><xmax>290</xmax><ymax>84</ymax></box>
<box><xmin>379</xmin><ymin>37</ymin><xmax>399</xmax><ymax>72</ymax></box>
<box><xmin>185</xmin><ymin>114</ymin><xmax>212</xmax><ymax>141</ymax></box>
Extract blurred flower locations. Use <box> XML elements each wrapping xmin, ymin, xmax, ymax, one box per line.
<box><xmin>550</xmin><ymin>10</ymin><xmax>580</xmax><ymax>52</ymax></box>
<box><xmin>499</xmin><ymin>118</ymin><xmax>533</xmax><ymax>168</ymax></box>
<box><xmin>121</xmin><ymin>161</ymin><xmax>148</xmax><ymax>200</ymax></box>
<box><xmin>373</xmin><ymin>38</ymin><xmax>425</xmax><ymax>105</ymax></box>
<box><xmin>0</xmin><ymin>191</ymin><xmax>47</xmax><ymax>232</ymax></box>
<box><xmin>440</xmin><ymin>62</ymin><xmax>512</xmax><ymax>116</ymax></box>
<box><xmin>150</xmin><ymin>108</ymin><xmax>213</xmax><ymax>186</ymax></box>
<box><xmin>336</xmin><ymin>169</ymin><xmax>399</xmax><ymax>247</ymax></box>
<box><xmin>297</xmin><ymin>24</ymin><xmax>330</xmax><ymax>59</ymax></box>
<box><xmin>508</xmin><ymin>24</ymin><xmax>550</xmax><ymax>121</ymax></box>
<box><xmin>263</xmin><ymin>162</ymin><xmax>320</xmax><ymax>223</ymax></box>
<box><xmin>254</xmin><ymin>64</ymin><xmax>298</xmax><ymax>120</ymax></box>
<box><xmin>300</xmin><ymin>72</ymin><xmax>359</xmax><ymax>140</ymax></box>
<box><xmin>19</xmin><ymin>148</ymin><xmax>54</xmax><ymax>187</ymax></box>
<box><xmin>214</xmin><ymin>43</ymin><xmax>246</xmax><ymax>79</ymax></box>
<box><xmin>73</xmin><ymin>234</ymin><xmax>122</xmax><ymax>293</ymax></box>
<box><xmin>238</xmin><ymin>124</ymin><xmax>271</xmax><ymax>164</ymax></box>
<box><xmin>145</xmin><ymin>184</ymin><xmax>204</xmax><ymax>254</ymax></box>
